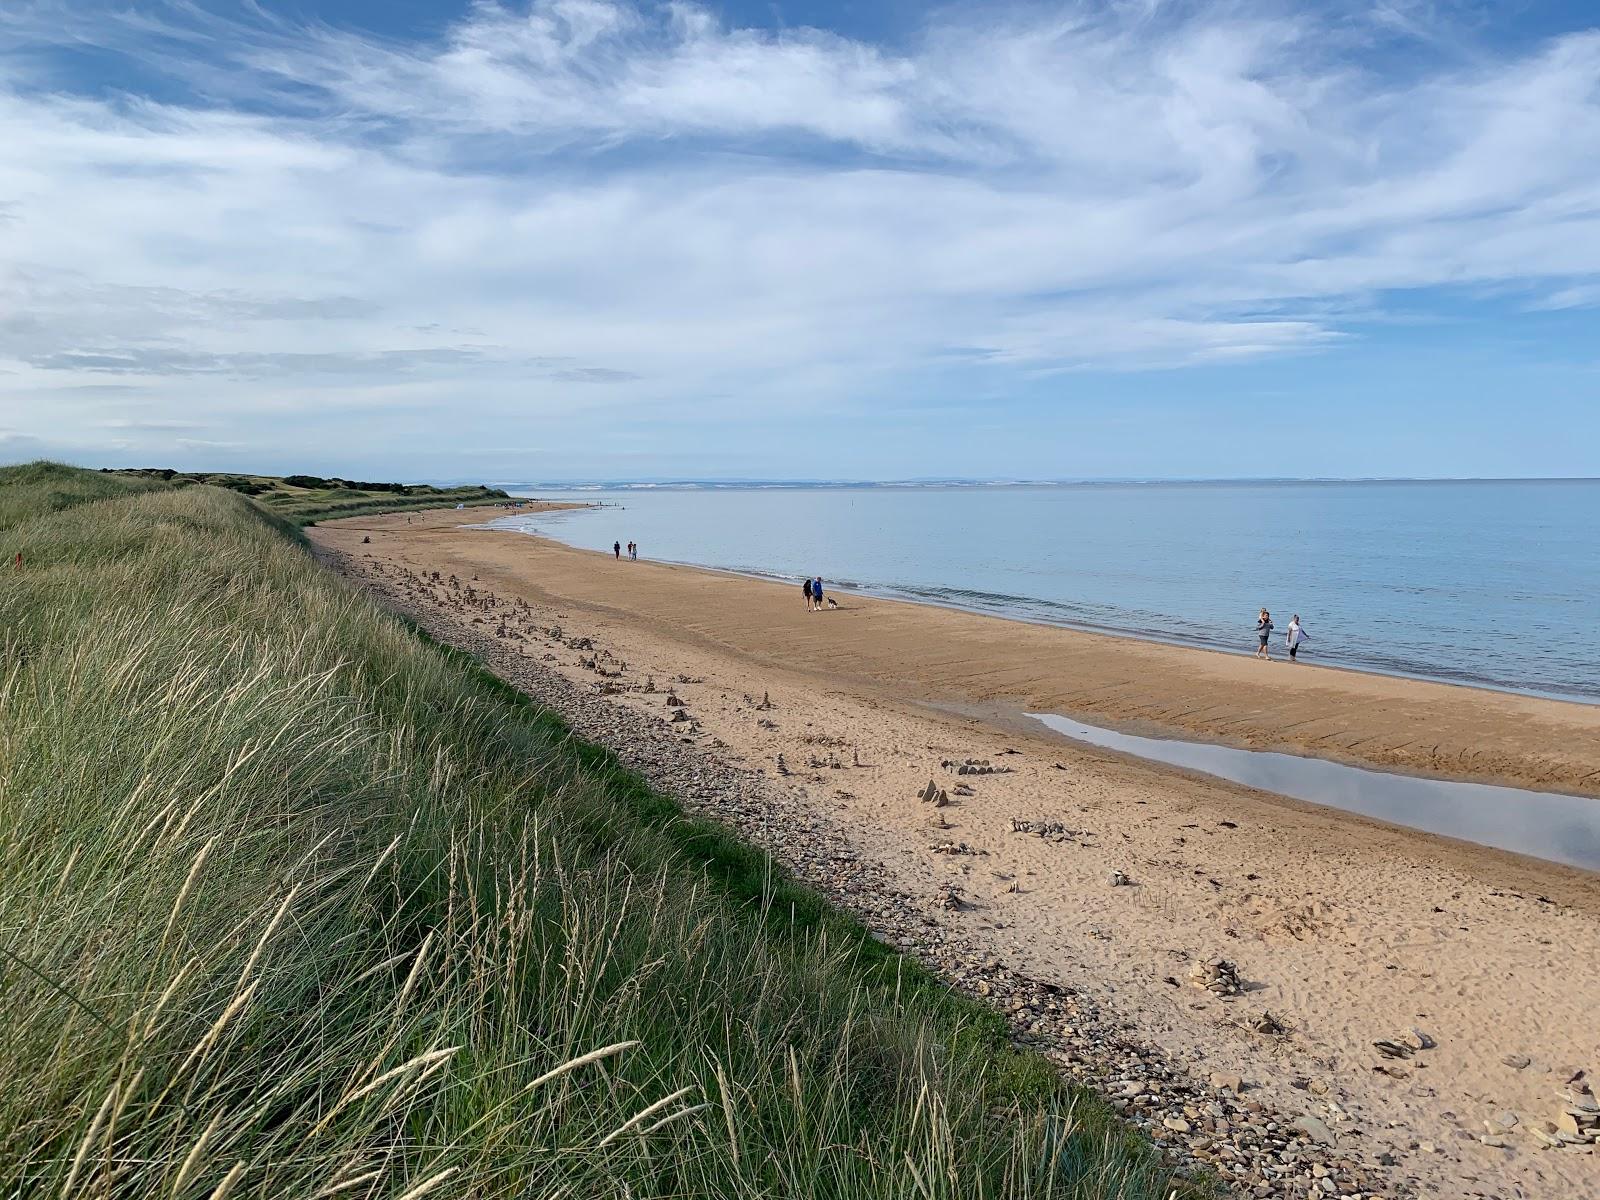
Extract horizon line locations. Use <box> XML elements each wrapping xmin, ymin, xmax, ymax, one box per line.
<box><xmin>485</xmin><ymin>474</ymin><xmax>1600</xmax><ymax>489</ymax></box>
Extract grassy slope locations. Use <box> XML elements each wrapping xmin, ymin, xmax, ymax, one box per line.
<box><xmin>0</xmin><ymin>463</ymin><xmax>1196</xmax><ymax>1199</ymax></box>
<box><xmin>107</xmin><ymin>467</ymin><xmax>516</xmax><ymax>525</ymax></box>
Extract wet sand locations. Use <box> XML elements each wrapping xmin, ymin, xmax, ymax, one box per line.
<box><xmin>312</xmin><ymin>507</ymin><xmax>1600</xmax><ymax>1199</ymax></box>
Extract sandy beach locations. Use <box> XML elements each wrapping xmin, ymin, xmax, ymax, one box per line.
<box><xmin>313</xmin><ymin>508</ymin><xmax>1600</xmax><ymax>1199</ymax></box>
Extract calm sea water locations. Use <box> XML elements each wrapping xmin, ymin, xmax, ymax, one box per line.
<box><xmin>488</xmin><ymin>481</ymin><xmax>1600</xmax><ymax>702</ymax></box>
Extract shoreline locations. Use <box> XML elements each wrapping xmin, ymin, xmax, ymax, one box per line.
<box><xmin>428</xmin><ymin>509</ymin><xmax>1598</xmax><ymax>796</ymax></box>
<box><xmin>313</xmin><ymin>506</ymin><xmax>1600</xmax><ymax>1199</ymax></box>
<box><xmin>482</xmin><ymin>512</ymin><xmax>1600</xmax><ymax>708</ymax></box>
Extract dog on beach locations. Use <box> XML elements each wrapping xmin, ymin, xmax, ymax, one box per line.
<box><xmin>826</xmin><ymin>596</ymin><xmax>839</xmax><ymax>610</ymax></box>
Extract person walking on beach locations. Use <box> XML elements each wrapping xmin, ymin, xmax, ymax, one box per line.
<box><xmin>613</xmin><ymin>540</ymin><xmax>621</xmax><ymax>560</ymax></box>
<box><xmin>1286</xmin><ymin>614</ymin><xmax>1308</xmax><ymax>662</ymax></box>
<box><xmin>802</xmin><ymin>577</ymin><xmax>814</xmax><ymax>611</ymax></box>
<box><xmin>1254</xmin><ymin>608</ymin><xmax>1274</xmax><ymax>659</ymax></box>
<box><xmin>812</xmin><ymin>576</ymin><xmax>825</xmax><ymax>612</ymax></box>
<box><xmin>630</xmin><ymin>541</ymin><xmax>638</xmax><ymax>561</ymax></box>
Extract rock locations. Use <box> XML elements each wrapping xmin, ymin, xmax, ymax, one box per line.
<box><xmin>1562</xmin><ymin>1089</ymin><xmax>1600</xmax><ymax>1113</ymax></box>
<box><xmin>1557</xmin><ymin>1112</ymin><xmax>1585</xmax><ymax>1136</ymax></box>
<box><xmin>1529</xmin><ymin>1121</ymin><xmax>1562</xmax><ymax>1148</ymax></box>
<box><xmin>1210</xmin><ymin>1073</ymin><xmax>1244</xmax><ymax>1093</ymax></box>
<box><xmin>1501</xmin><ymin>1053</ymin><xmax>1531</xmax><ymax>1070</ymax></box>
<box><xmin>1163</xmin><ymin>1117</ymin><xmax>1192</xmax><ymax>1134</ymax></box>
<box><xmin>1252</xmin><ymin>1011</ymin><xmax>1286</xmax><ymax>1036</ymax></box>
<box><xmin>1401</xmin><ymin>1028</ymin><xmax>1435</xmax><ymax>1051</ymax></box>
<box><xmin>1107</xmin><ymin>870</ymin><xmax>1131</xmax><ymax>887</ymax></box>
<box><xmin>1293</xmin><ymin>1115</ymin><xmax>1337</xmax><ymax>1147</ymax></box>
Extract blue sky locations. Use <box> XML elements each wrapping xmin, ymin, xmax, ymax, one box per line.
<box><xmin>2</xmin><ymin>0</ymin><xmax>1597</xmax><ymax>482</ymax></box>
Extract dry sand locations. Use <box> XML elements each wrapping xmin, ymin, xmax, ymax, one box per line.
<box><xmin>313</xmin><ymin>508</ymin><xmax>1600</xmax><ymax>1199</ymax></box>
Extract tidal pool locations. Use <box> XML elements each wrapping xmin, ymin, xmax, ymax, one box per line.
<box><xmin>1028</xmin><ymin>713</ymin><xmax>1600</xmax><ymax>872</ymax></box>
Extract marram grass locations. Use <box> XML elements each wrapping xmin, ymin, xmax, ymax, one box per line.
<box><xmin>0</xmin><ymin>462</ymin><xmax>1200</xmax><ymax>1199</ymax></box>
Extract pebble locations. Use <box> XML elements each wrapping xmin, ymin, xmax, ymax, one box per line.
<box><xmin>1294</xmin><ymin>1115</ymin><xmax>1337</xmax><ymax>1147</ymax></box>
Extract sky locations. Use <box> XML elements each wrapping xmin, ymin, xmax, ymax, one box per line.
<box><xmin>1</xmin><ymin>0</ymin><xmax>1598</xmax><ymax>483</ymax></box>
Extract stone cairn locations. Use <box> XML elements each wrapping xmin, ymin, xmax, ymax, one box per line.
<box><xmin>1530</xmin><ymin>1074</ymin><xmax>1600</xmax><ymax>1149</ymax></box>
<box><xmin>1189</xmin><ymin>957</ymin><xmax>1243</xmax><ymax>997</ymax></box>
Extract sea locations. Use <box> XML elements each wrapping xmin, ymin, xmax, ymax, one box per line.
<box><xmin>485</xmin><ymin>480</ymin><xmax>1600</xmax><ymax>704</ymax></box>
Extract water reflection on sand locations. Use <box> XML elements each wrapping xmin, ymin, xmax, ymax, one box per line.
<box><xmin>1029</xmin><ymin>714</ymin><xmax>1600</xmax><ymax>872</ymax></box>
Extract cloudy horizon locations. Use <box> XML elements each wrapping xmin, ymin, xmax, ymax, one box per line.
<box><xmin>3</xmin><ymin>0</ymin><xmax>1598</xmax><ymax>481</ymax></box>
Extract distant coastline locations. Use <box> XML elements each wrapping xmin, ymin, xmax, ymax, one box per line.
<box><xmin>491</xmin><ymin>475</ymin><xmax>1600</xmax><ymax>492</ymax></box>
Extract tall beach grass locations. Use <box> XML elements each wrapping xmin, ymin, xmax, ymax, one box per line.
<box><xmin>0</xmin><ymin>463</ymin><xmax>1197</xmax><ymax>1199</ymax></box>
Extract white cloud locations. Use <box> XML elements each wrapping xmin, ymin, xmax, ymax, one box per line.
<box><xmin>0</xmin><ymin>1</ymin><xmax>1598</xmax><ymax>474</ymax></box>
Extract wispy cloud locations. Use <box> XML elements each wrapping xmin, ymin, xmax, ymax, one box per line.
<box><xmin>1</xmin><ymin>1</ymin><xmax>1598</xmax><ymax>475</ymax></box>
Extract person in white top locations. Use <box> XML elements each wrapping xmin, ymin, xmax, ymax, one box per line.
<box><xmin>1286</xmin><ymin>615</ymin><xmax>1308</xmax><ymax>663</ymax></box>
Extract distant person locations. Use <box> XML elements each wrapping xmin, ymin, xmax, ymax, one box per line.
<box><xmin>629</xmin><ymin>541</ymin><xmax>638</xmax><ymax>561</ymax></box>
<box><xmin>1255</xmin><ymin>608</ymin><xmax>1274</xmax><ymax>659</ymax></box>
<box><xmin>802</xmin><ymin>577</ymin><xmax>814</xmax><ymax>610</ymax></box>
<box><xmin>1286</xmin><ymin>614</ymin><xmax>1308</xmax><ymax>662</ymax></box>
<box><xmin>812</xmin><ymin>576</ymin><xmax>824</xmax><ymax>612</ymax></box>
<box><xmin>613</xmin><ymin>540</ymin><xmax>621</xmax><ymax>559</ymax></box>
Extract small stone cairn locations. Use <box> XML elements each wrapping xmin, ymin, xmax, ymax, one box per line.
<box><xmin>1530</xmin><ymin>1074</ymin><xmax>1600</xmax><ymax>1149</ymax></box>
<box><xmin>1189</xmin><ymin>957</ymin><xmax>1243</xmax><ymax>997</ymax></box>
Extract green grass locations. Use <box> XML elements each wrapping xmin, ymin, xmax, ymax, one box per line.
<box><xmin>104</xmin><ymin>466</ymin><xmax>515</xmax><ymax>525</ymax></box>
<box><xmin>0</xmin><ymin>462</ymin><xmax>1199</xmax><ymax>1199</ymax></box>
<box><xmin>0</xmin><ymin>460</ymin><xmax>169</xmax><ymax>532</ymax></box>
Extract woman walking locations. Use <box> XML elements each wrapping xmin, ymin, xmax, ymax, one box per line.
<box><xmin>802</xmin><ymin>577</ymin><xmax>814</xmax><ymax>611</ymax></box>
<box><xmin>1254</xmin><ymin>609</ymin><xmax>1274</xmax><ymax>659</ymax></box>
<box><xmin>1286</xmin><ymin>614</ymin><xmax>1308</xmax><ymax>662</ymax></box>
